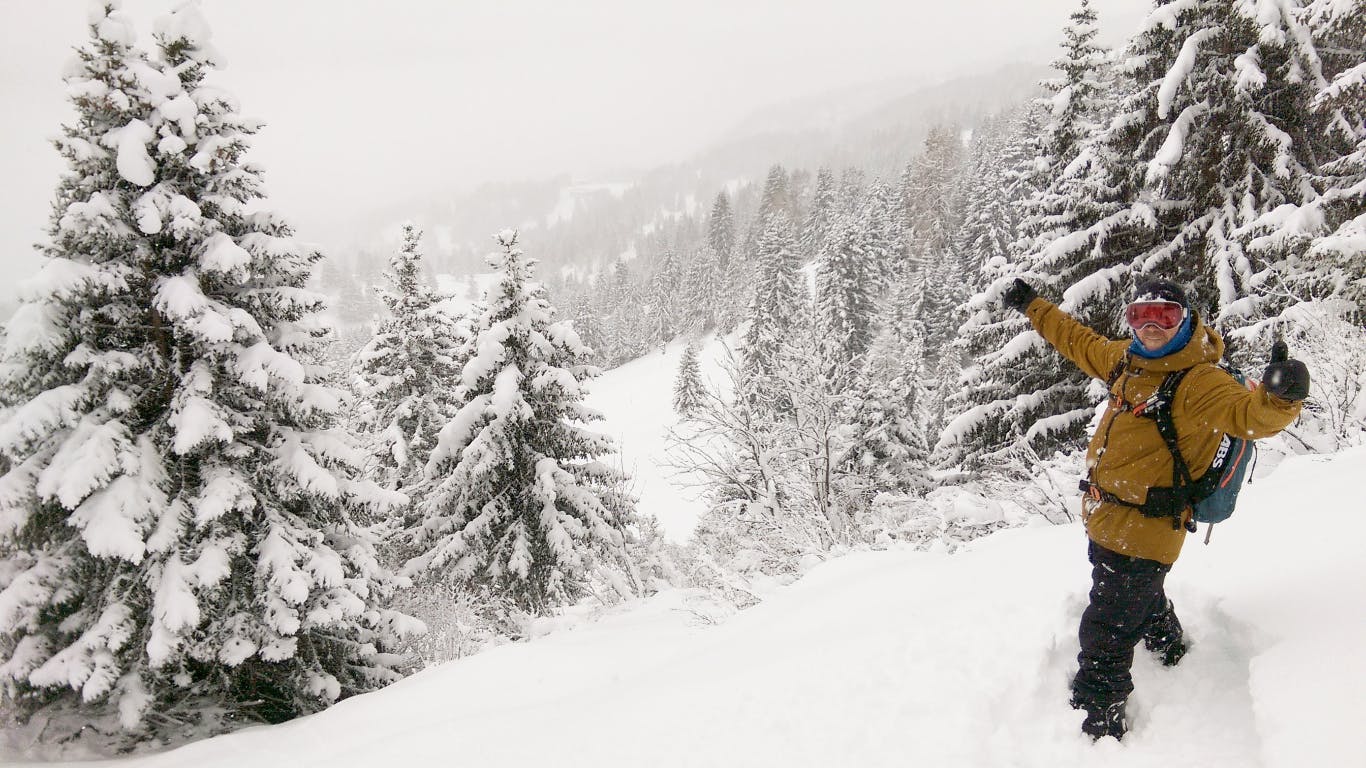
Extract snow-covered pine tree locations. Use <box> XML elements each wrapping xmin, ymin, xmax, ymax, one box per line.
<box><xmin>681</xmin><ymin>244</ymin><xmax>719</xmax><ymax>333</ymax></box>
<box><xmin>900</xmin><ymin>125</ymin><xmax>969</xmax><ymax>357</ymax></box>
<box><xmin>406</xmin><ymin>232</ymin><xmax>643</xmax><ymax>615</ymax></box>
<box><xmin>1226</xmin><ymin>0</ymin><xmax>1366</xmax><ymax>444</ymax></box>
<box><xmin>742</xmin><ymin>212</ymin><xmax>804</xmax><ymax>395</ymax></box>
<box><xmin>1302</xmin><ymin>0</ymin><xmax>1366</xmax><ymax>319</ymax></box>
<box><xmin>352</xmin><ymin>224</ymin><xmax>466</xmax><ymax>496</ymax></box>
<box><xmin>722</xmin><ymin>167</ymin><xmax>794</xmax><ymax>332</ymax></box>
<box><xmin>955</xmin><ymin>114</ymin><xmax>1028</xmax><ymax>294</ymax></box>
<box><xmin>1116</xmin><ymin>0</ymin><xmax>1327</xmax><ymax>343</ymax></box>
<box><xmin>799</xmin><ymin>167</ymin><xmax>838</xmax><ymax>260</ymax></box>
<box><xmin>861</xmin><ymin>179</ymin><xmax>904</xmax><ymax>290</ymax></box>
<box><xmin>647</xmin><ymin>246</ymin><xmax>684</xmax><ymax>344</ymax></box>
<box><xmin>707</xmin><ymin>190</ymin><xmax>735</xmax><ymax>269</ymax></box>
<box><xmin>555</xmin><ymin>281</ymin><xmax>608</xmax><ymax>367</ymax></box>
<box><xmin>0</xmin><ymin>2</ymin><xmax>416</xmax><ymax>740</ymax></box>
<box><xmin>847</xmin><ymin>290</ymin><xmax>930</xmax><ymax>496</ymax></box>
<box><xmin>942</xmin><ymin>0</ymin><xmax>1332</xmax><ymax>470</ymax></box>
<box><xmin>1015</xmin><ymin>0</ymin><xmax>1109</xmax><ymax>253</ymax></box>
<box><xmin>742</xmin><ymin>166</ymin><xmax>793</xmax><ymax>266</ymax></box>
<box><xmin>594</xmin><ymin>259</ymin><xmax>650</xmax><ymax>365</ymax></box>
<box><xmin>786</xmin><ymin>168</ymin><xmax>813</xmax><ymax>231</ymax></box>
<box><xmin>839</xmin><ymin>167</ymin><xmax>867</xmax><ymax>215</ymax></box>
<box><xmin>815</xmin><ymin>211</ymin><xmax>877</xmax><ymax>387</ymax></box>
<box><xmin>672</xmin><ymin>341</ymin><xmax>705</xmax><ymax>419</ymax></box>
<box><xmin>935</xmin><ymin>110</ymin><xmax>1044</xmax><ymax>470</ymax></box>
<box><xmin>715</xmin><ymin>245</ymin><xmax>754</xmax><ymax>333</ymax></box>
<box><xmin>899</xmin><ymin>125</ymin><xmax>965</xmax><ymax>275</ymax></box>
<box><xmin>1240</xmin><ymin>0</ymin><xmax>1366</xmax><ymax>326</ymax></box>
<box><xmin>754</xmin><ymin>165</ymin><xmax>794</xmax><ymax>232</ymax></box>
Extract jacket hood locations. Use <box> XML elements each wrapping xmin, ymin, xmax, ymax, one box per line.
<box><xmin>1128</xmin><ymin>315</ymin><xmax>1224</xmax><ymax>372</ymax></box>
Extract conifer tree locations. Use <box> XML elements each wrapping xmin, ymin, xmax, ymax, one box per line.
<box><xmin>723</xmin><ymin>167</ymin><xmax>793</xmax><ymax>332</ymax></box>
<box><xmin>942</xmin><ymin>0</ymin><xmax>1333</xmax><ymax>470</ymax></box>
<box><xmin>1104</xmin><ymin>0</ymin><xmax>1325</xmax><ymax>335</ymax></box>
<box><xmin>673</xmin><ymin>341</ymin><xmax>705</xmax><ymax>419</ymax></box>
<box><xmin>839</xmin><ymin>167</ymin><xmax>867</xmax><ymax>215</ymax></box>
<box><xmin>1016</xmin><ymin>0</ymin><xmax>1109</xmax><ymax>251</ymax></box>
<box><xmin>556</xmin><ymin>284</ymin><xmax>607</xmax><ymax>367</ymax></box>
<box><xmin>1243</xmin><ymin>0</ymin><xmax>1366</xmax><ymax>324</ymax></box>
<box><xmin>742</xmin><ymin>213</ymin><xmax>804</xmax><ymax>389</ymax></box>
<box><xmin>900</xmin><ymin>125</ymin><xmax>969</xmax><ymax>356</ymax></box>
<box><xmin>681</xmin><ymin>244</ymin><xmax>719</xmax><ymax>333</ymax></box>
<box><xmin>1305</xmin><ymin>0</ymin><xmax>1366</xmax><ymax>318</ymax></box>
<box><xmin>352</xmin><ymin>224</ymin><xmax>466</xmax><ymax>495</ymax></box>
<box><xmin>800</xmin><ymin>168</ymin><xmax>839</xmax><ymax>259</ymax></box>
<box><xmin>861</xmin><ymin>179</ymin><xmax>904</xmax><ymax>290</ymax></box>
<box><xmin>900</xmin><ymin>125</ymin><xmax>966</xmax><ymax>274</ymax></box>
<box><xmin>848</xmin><ymin>291</ymin><xmax>930</xmax><ymax>493</ymax></box>
<box><xmin>0</xmin><ymin>3</ymin><xmax>415</xmax><ymax>739</ymax></box>
<box><xmin>707</xmin><ymin>190</ymin><xmax>735</xmax><ymax>269</ymax></box>
<box><xmin>815</xmin><ymin>213</ymin><xmax>877</xmax><ymax>386</ymax></box>
<box><xmin>406</xmin><ymin>232</ymin><xmax>642</xmax><ymax>615</ymax></box>
<box><xmin>647</xmin><ymin>247</ymin><xmax>684</xmax><ymax>345</ymax></box>
<box><xmin>955</xmin><ymin>114</ymin><xmax>1027</xmax><ymax>293</ymax></box>
<box><xmin>755</xmin><ymin>165</ymin><xmax>793</xmax><ymax>230</ymax></box>
<box><xmin>715</xmin><ymin>244</ymin><xmax>754</xmax><ymax>333</ymax></box>
<box><xmin>594</xmin><ymin>259</ymin><xmax>649</xmax><ymax>365</ymax></box>
<box><xmin>936</xmin><ymin>5</ymin><xmax>1115</xmax><ymax>471</ymax></box>
<box><xmin>744</xmin><ymin>165</ymin><xmax>793</xmax><ymax>264</ymax></box>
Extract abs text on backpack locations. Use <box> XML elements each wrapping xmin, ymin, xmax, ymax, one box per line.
<box><xmin>1134</xmin><ymin>365</ymin><xmax>1257</xmax><ymax>538</ymax></box>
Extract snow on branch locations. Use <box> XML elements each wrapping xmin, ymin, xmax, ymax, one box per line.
<box><xmin>1147</xmin><ymin>101</ymin><xmax>1209</xmax><ymax>183</ymax></box>
<box><xmin>1158</xmin><ymin>28</ymin><xmax>1216</xmax><ymax>119</ymax></box>
<box><xmin>1024</xmin><ymin>407</ymin><xmax>1096</xmax><ymax>441</ymax></box>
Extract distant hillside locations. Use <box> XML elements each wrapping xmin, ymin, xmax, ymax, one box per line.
<box><xmin>323</xmin><ymin>64</ymin><xmax>1046</xmax><ymax>297</ymax></box>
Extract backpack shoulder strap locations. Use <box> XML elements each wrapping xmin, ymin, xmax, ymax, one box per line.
<box><xmin>1140</xmin><ymin>367</ymin><xmax>1193</xmax><ymax>481</ymax></box>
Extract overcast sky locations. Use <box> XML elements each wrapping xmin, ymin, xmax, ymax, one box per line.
<box><xmin>0</xmin><ymin>0</ymin><xmax>1151</xmax><ymax>297</ymax></box>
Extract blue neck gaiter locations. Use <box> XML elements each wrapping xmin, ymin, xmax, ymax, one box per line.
<box><xmin>1129</xmin><ymin>313</ymin><xmax>1194</xmax><ymax>359</ymax></box>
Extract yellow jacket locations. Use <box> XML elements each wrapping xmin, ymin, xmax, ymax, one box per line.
<box><xmin>1024</xmin><ymin>298</ymin><xmax>1301</xmax><ymax>564</ymax></box>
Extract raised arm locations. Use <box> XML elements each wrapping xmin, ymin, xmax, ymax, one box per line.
<box><xmin>1021</xmin><ymin>298</ymin><xmax>1128</xmax><ymax>381</ymax></box>
<box><xmin>1181</xmin><ymin>341</ymin><xmax>1306</xmax><ymax>439</ymax></box>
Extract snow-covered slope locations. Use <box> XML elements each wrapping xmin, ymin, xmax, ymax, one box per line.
<box><xmin>29</xmin><ymin>333</ymin><xmax>1364</xmax><ymax>767</ymax></box>
<box><xmin>581</xmin><ymin>334</ymin><xmax>735</xmax><ymax>542</ymax></box>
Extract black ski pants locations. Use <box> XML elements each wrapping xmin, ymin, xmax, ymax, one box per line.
<box><xmin>1072</xmin><ymin>540</ymin><xmax>1178</xmax><ymax>707</ymax></box>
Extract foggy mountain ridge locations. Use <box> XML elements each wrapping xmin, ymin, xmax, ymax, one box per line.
<box><xmin>723</xmin><ymin>62</ymin><xmax>1046</xmax><ymax>147</ymax></box>
<box><xmin>717</xmin><ymin>73</ymin><xmax>938</xmax><ymax>139</ymax></box>
<box><xmin>333</xmin><ymin>63</ymin><xmax>1047</xmax><ymax>285</ymax></box>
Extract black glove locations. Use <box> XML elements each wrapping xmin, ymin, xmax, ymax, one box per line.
<box><xmin>1001</xmin><ymin>278</ymin><xmax>1038</xmax><ymax>313</ymax></box>
<box><xmin>1261</xmin><ymin>340</ymin><xmax>1310</xmax><ymax>401</ymax></box>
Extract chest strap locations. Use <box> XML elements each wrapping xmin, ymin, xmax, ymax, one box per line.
<box><xmin>1078</xmin><ymin>478</ymin><xmax>1197</xmax><ymax>532</ymax></box>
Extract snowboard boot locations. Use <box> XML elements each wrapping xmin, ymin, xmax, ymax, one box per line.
<box><xmin>1072</xmin><ymin>696</ymin><xmax>1128</xmax><ymax>741</ymax></box>
<box><xmin>1141</xmin><ymin>598</ymin><xmax>1188</xmax><ymax>667</ymax></box>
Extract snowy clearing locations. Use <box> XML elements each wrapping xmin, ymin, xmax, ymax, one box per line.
<box><xmin>583</xmin><ymin>333</ymin><xmax>735</xmax><ymax>543</ymax></box>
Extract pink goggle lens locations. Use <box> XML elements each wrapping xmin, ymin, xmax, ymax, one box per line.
<box><xmin>1125</xmin><ymin>301</ymin><xmax>1185</xmax><ymax>331</ymax></box>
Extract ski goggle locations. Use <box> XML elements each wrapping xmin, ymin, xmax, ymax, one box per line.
<box><xmin>1124</xmin><ymin>300</ymin><xmax>1186</xmax><ymax>331</ymax></box>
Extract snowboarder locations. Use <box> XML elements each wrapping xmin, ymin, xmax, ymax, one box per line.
<box><xmin>1001</xmin><ymin>276</ymin><xmax>1309</xmax><ymax>741</ymax></box>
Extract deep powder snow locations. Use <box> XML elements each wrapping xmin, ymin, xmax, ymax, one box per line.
<box><xmin>16</xmin><ymin>338</ymin><xmax>1365</xmax><ymax>768</ymax></box>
